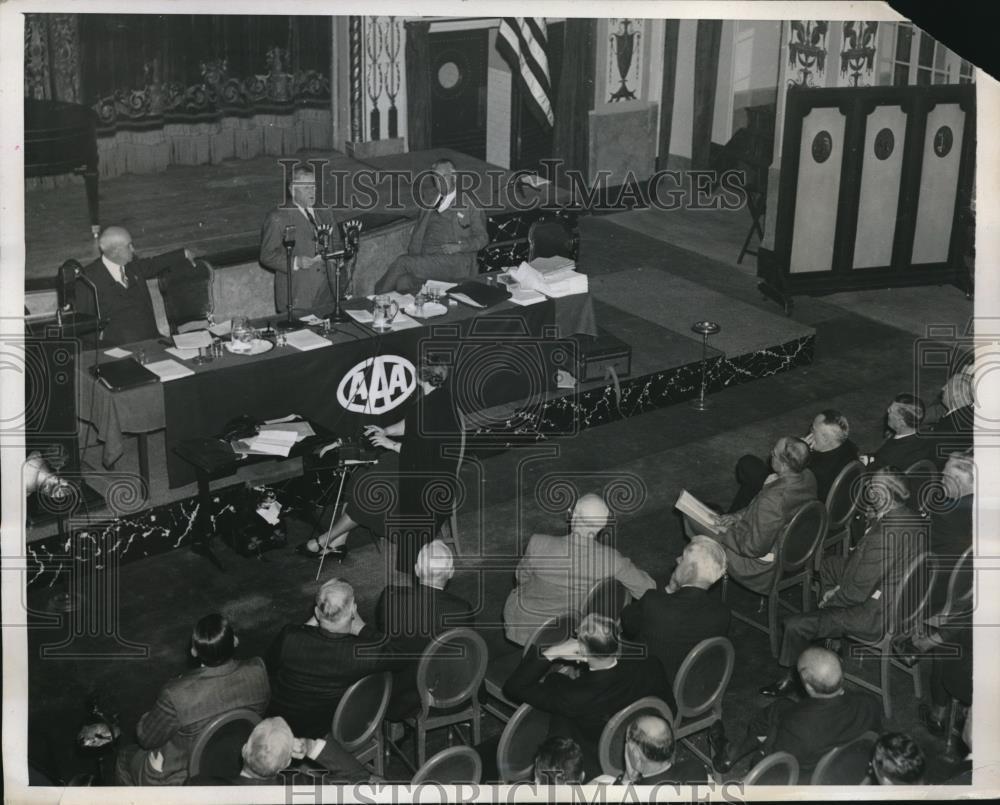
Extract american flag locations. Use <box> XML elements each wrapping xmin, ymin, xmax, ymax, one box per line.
<box><xmin>497</xmin><ymin>18</ymin><xmax>554</xmax><ymax>129</ymax></box>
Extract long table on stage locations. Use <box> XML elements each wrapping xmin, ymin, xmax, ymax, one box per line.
<box><xmin>78</xmin><ymin>292</ymin><xmax>596</xmax><ymax>493</ymax></box>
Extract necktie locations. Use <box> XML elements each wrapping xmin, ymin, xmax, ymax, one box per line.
<box><xmin>304</xmin><ymin>207</ymin><xmax>318</xmax><ymax>230</ymax></box>
<box><xmin>119</xmin><ymin>266</ymin><xmax>129</xmax><ymax>289</ymax></box>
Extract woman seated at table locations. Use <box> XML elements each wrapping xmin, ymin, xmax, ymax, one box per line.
<box><xmin>298</xmin><ymin>355</ymin><xmax>461</xmax><ymax>573</ymax></box>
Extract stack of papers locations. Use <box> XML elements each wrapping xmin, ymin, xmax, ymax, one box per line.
<box><xmin>165</xmin><ymin>347</ymin><xmax>199</xmax><ymax>361</ymax></box>
<box><xmin>510</xmin><ymin>258</ymin><xmax>588</xmax><ymax>298</ymax></box>
<box><xmin>259</xmin><ymin>421</ymin><xmax>315</xmax><ymax>442</ymax></box>
<box><xmin>284</xmin><ymin>329</ymin><xmax>332</xmax><ymax>351</ymax></box>
<box><xmin>232</xmin><ymin>429</ymin><xmax>298</xmax><ymax>457</ymax></box>
<box><xmin>104</xmin><ymin>347</ymin><xmax>132</xmax><ymax>358</ymax></box>
<box><xmin>173</xmin><ymin>331</ymin><xmax>212</xmax><ymax>350</ymax></box>
<box><xmin>144</xmin><ymin>359</ymin><xmax>195</xmax><ymax>382</ymax></box>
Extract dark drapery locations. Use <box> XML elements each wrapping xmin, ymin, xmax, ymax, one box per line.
<box><xmin>692</xmin><ymin>19</ymin><xmax>723</xmax><ymax>170</ymax></box>
<box><xmin>656</xmin><ymin>20</ymin><xmax>680</xmax><ymax>170</ymax></box>
<box><xmin>552</xmin><ymin>18</ymin><xmax>596</xmax><ymax>182</ymax></box>
<box><xmin>24</xmin><ymin>14</ymin><xmax>82</xmax><ymax>102</ymax></box>
<box><xmin>405</xmin><ymin>21</ymin><xmax>432</xmax><ymax>152</ymax></box>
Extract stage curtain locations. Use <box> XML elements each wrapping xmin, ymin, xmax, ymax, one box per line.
<box><xmin>405</xmin><ymin>21</ymin><xmax>432</xmax><ymax>152</ymax></box>
<box><xmin>657</xmin><ymin>20</ymin><xmax>680</xmax><ymax>170</ymax></box>
<box><xmin>552</xmin><ymin>19</ymin><xmax>596</xmax><ymax>183</ymax></box>
<box><xmin>692</xmin><ymin>20</ymin><xmax>723</xmax><ymax>170</ymax></box>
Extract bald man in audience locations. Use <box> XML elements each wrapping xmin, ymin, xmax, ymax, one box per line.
<box><xmin>716</xmin><ymin>647</ymin><xmax>881</xmax><ymax>775</ymax></box>
<box><xmin>265</xmin><ymin>579</ymin><xmax>409</xmax><ymax>738</ymax></box>
<box><xmin>693</xmin><ymin>437</ymin><xmax>816</xmax><ymax>596</ymax></box>
<box><xmin>503</xmin><ymin>493</ymin><xmax>655</xmax><ymax>646</ymax></box>
<box><xmin>591</xmin><ymin>714</ymin><xmax>708</xmax><ymax>785</ymax></box>
<box><xmin>620</xmin><ymin>535</ymin><xmax>730</xmax><ymax>684</ymax></box>
<box><xmin>76</xmin><ymin>226</ymin><xmax>197</xmax><ymax>347</ymax></box>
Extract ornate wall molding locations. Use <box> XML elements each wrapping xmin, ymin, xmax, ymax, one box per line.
<box><xmin>607</xmin><ymin>18</ymin><xmax>645</xmax><ymax>102</ymax></box>
<box><xmin>840</xmin><ymin>21</ymin><xmax>878</xmax><ymax>87</ymax></box>
<box><xmin>788</xmin><ymin>20</ymin><xmax>828</xmax><ymax>87</ymax></box>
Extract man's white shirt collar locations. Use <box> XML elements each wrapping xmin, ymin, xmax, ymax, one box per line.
<box><xmin>436</xmin><ymin>189</ymin><xmax>457</xmax><ymax>213</ymax></box>
<box><xmin>101</xmin><ymin>255</ymin><xmax>126</xmax><ymax>285</ymax></box>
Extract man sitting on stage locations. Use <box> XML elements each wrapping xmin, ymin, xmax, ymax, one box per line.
<box><xmin>374</xmin><ymin>158</ymin><xmax>488</xmax><ymax>295</ymax></box>
<box><xmin>260</xmin><ymin>163</ymin><xmax>342</xmax><ymax>316</ymax></box>
<box><xmin>76</xmin><ymin>226</ymin><xmax>196</xmax><ymax>347</ymax></box>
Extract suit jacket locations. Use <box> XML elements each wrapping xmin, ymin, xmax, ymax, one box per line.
<box><xmin>260</xmin><ymin>205</ymin><xmax>342</xmax><ymax>315</ymax></box>
<box><xmin>265</xmin><ymin>623</ymin><xmax>409</xmax><ymax>738</ymax></box>
<box><xmin>132</xmin><ymin>657</ymin><xmax>270</xmax><ymax>785</ymax></box>
<box><xmin>870</xmin><ymin>433</ymin><xmax>933</xmax><ymax>472</ymax></box>
<box><xmin>76</xmin><ymin>249</ymin><xmax>188</xmax><ymax>347</ymax></box>
<box><xmin>407</xmin><ymin>197</ymin><xmax>488</xmax><ymax>262</ymax></box>
<box><xmin>715</xmin><ymin>470</ymin><xmax>817</xmax><ymax>594</ymax></box>
<box><xmin>503</xmin><ymin>532</ymin><xmax>656</xmax><ymax>645</ymax></box>
<box><xmin>502</xmin><ymin>646</ymin><xmax>672</xmax><ymax>778</ymax></box>
<box><xmin>810</xmin><ymin>440</ymin><xmax>860</xmax><ymax>501</ymax></box>
<box><xmin>929</xmin><ymin>406</ymin><xmax>974</xmax><ymax>466</ymax></box>
<box><xmin>620</xmin><ymin>586</ymin><xmax>731</xmax><ymax>684</ymax></box>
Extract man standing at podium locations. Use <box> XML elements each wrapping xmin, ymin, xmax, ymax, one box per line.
<box><xmin>260</xmin><ymin>164</ymin><xmax>342</xmax><ymax>316</ymax></box>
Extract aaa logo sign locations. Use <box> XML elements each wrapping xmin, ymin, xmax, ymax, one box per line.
<box><xmin>337</xmin><ymin>355</ymin><xmax>416</xmax><ymax>414</ymax></box>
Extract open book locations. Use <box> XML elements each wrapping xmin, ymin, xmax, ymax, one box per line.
<box><xmin>674</xmin><ymin>490</ymin><xmax>722</xmax><ymax>536</ymax></box>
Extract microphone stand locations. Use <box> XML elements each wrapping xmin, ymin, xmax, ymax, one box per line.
<box><xmin>75</xmin><ymin>271</ymin><xmax>109</xmax><ymax>380</ymax></box>
<box><xmin>323</xmin><ymin>221</ymin><xmax>362</xmax><ymax>325</ymax></box>
<box><xmin>277</xmin><ymin>227</ymin><xmax>301</xmax><ymax>331</ymax></box>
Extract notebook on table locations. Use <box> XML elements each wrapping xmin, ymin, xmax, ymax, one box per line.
<box><xmin>89</xmin><ymin>358</ymin><xmax>159</xmax><ymax>391</ymax></box>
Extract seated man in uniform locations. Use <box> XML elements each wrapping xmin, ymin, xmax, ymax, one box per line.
<box><xmin>375</xmin><ymin>158</ymin><xmax>488</xmax><ymax>294</ymax></box>
<box><xmin>76</xmin><ymin>226</ymin><xmax>196</xmax><ymax>347</ymax></box>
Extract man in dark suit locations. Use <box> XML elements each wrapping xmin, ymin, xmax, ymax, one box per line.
<box><xmin>114</xmin><ymin>614</ymin><xmax>270</xmax><ymax>786</ymax></box>
<box><xmin>502</xmin><ymin>613</ymin><xmax>671</xmax><ymax>780</ymax></box>
<box><xmin>76</xmin><ymin>226</ymin><xmax>195</xmax><ymax>347</ymax></box>
<box><xmin>929</xmin><ymin>373</ymin><xmax>974</xmax><ymax>467</ymax></box>
<box><xmin>375</xmin><ymin>540</ymin><xmax>475</xmax><ymax>718</ymax></box>
<box><xmin>864</xmin><ymin>394</ymin><xmax>933</xmax><ymax>472</ymax></box>
<box><xmin>375</xmin><ymin>158</ymin><xmax>488</xmax><ymax>295</ymax></box>
<box><xmin>260</xmin><ymin>163</ymin><xmax>342</xmax><ymax>316</ymax></box>
<box><xmin>591</xmin><ymin>715</ymin><xmax>708</xmax><ymax>784</ymax></box>
<box><xmin>932</xmin><ymin>452</ymin><xmax>974</xmax><ymax>561</ymax></box>
<box><xmin>718</xmin><ymin>647</ymin><xmax>882</xmax><ymax>775</ymax></box>
<box><xmin>620</xmin><ymin>535</ymin><xmax>730</xmax><ymax>684</ymax></box>
<box><xmin>266</xmin><ymin>578</ymin><xmax>409</xmax><ymax>738</ymax></box>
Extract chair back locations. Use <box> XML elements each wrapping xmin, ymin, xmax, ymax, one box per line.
<box><xmin>187</xmin><ymin>708</ymin><xmax>261</xmax><ymax>778</ymax></box>
<box><xmin>496</xmin><ymin>704</ymin><xmax>552</xmax><ymax>783</ymax></box>
<box><xmin>580</xmin><ymin>577</ymin><xmax>630</xmax><ymax>622</ymax></box>
<box><xmin>811</xmin><ymin>731</ymin><xmax>878</xmax><ymax>785</ymax></box>
<box><xmin>527</xmin><ymin>217</ymin><xmax>578</xmax><ymax>262</ymax></box>
<box><xmin>157</xmin><ymin>257</ymin><xmax>214</xmax><ymax>333</ymax></box>
<box><xmin>905</xmin><ymin>459</ymin><xmax>939</xmax><ymax>513</ymax></box>
<box><xmin>524</xmin><ymin>611</ymin><xmax>580</xmax><ymax>657</ymax></box>
<box><xmin>597</xmin><ymin>696</ymin><xmax>675</xmax><ymax>777</ymax></box>
<box><xmin>941</xmin><ymin>546</ymin><xmax>974</xmax><ymax>619</ymax></box>
<box><xmin>776</xmin><ymin>500</ymin><xmax>829</xmax><ymax>577</ymax></box>
<box><xmin>825</xmin><ymin>460</ymin><xmax>864</xmax><ymax>531</ymax></box>
<box><xmin>331</xmin><ymin>672</ymin><xmax>392</xmax><ymax>753</ymax></box>
<box><xmin>889</xmin><ymin>551</ymin><xmax>932</xmax><ymax>636</ymax></box>
<box><xmin>411</xmin><ymin>746</ymin><xmax>482</xmax><ymax>785</ymax></box>
<box><xmin>416</xmin><ymin>628</ymin><xmax>488</xmax><ymax>712</ymax></box>
<box><xmin>672</xmin><ymin>637</ymin><xmax>735</xmax><ymax>721</ymax></box>
<box><xmin>743</xmin><ymin>751</ymin><xmax>799</xmax><ymax>785</ymax></box>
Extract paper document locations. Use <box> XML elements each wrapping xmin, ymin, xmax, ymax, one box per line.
<box><xmin>345</xmin><ymin>308</ymin><xmax>374</xmax><ymax>324</ymax></box>
<box><xmin>144</xmin><ymin>359</ymin><xmax>195</xmax><ymax>382</ymax></box>
<box><xmin>299</xmin><ymin>314</ymin><xmax>324</xmax><ymax>325</ymax></box>
<box><xmin>530</xmin><ymin>255</ymin><xmax>576</xmax><ymax>274</ymax></box>
<box><xmin>387</xmin><ymin>313</ymin><xmax>421</xmax><ymax>331</ymax></box>
<box><xmin>674</xmin><ymin>490</ymin><xmax>722</xmax><ymax>535</ymax></box>
<box><xmin>232</xmin><ymin>430</ymin><xmax>297</xmax><ymax>457</ymax></box>
<box><xmin>209</xmin><ymin>319</ymin><xmax>232</xmax><ymax>337</ymax></box>
<box><xmin>173</xmin><ymin>331</ymin><xmax>212</xmax><ymax>349</ymax></box>
<box><xmin>510</xmin><ymin>288</ymin><xmax>546</xmax><ymax>306</ymax></box>
<box><xmin>165</xmin><ymin>347</ymin><xmax>199</xmax><ymax>361</ymax></box>
<box><xmin>284</xmin><ymin>329</ymin><xmax>332</xmax><ymax>351</ymax></box>
<box><xmin>259</xmin><ymin>421</ymin><xmax>315</xmax><ymax>443</ymax></box>
<box><xmin>422</xmin><ymin>280</ymin><xmax>457</xmax><ymax>297</ymax></box>
<box><xmin>104</xmin><ymin>347</ymin><xmax>131</xmax><ymax>358</ymax></box>
<box><xmin>449</xmin><ymin>293</ymin><xmax>484</xmax><ymax>309</ymax></box>
<box><xmin>263</xmin><ymin>413</ymin><xmax>303</xmax><ymax>425</ymax></box>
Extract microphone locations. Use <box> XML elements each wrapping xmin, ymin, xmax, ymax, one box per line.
<box><xmin>282</xmin><ymin>225</ymin><xmax>297</xmax><ymax>249</ymax></box>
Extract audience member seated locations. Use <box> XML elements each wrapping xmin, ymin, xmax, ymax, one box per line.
<box><xmin>502</xmin><ymin>613</ymin><xmax>670</xmax><ymax>780</ymax></box>
<box><xmin>919</xmin><ymin>622</ymin><xmax>971</xmax><ymax>739</ymax></box>
<box><xmin>375</xmin><ymin>540</ymin><xmax>475</xmax><ymax>719</ymax></box>
<box><xmin>729</xmin><ymin>411</ymin><xmax>855</xmax><ymax>510</ymax></box>
<box><xmin>188</xmin><ymin>715</ymin><xmax>372</xmax><ymax>785</ymax></box>
<box><xmin>533</xmin><ymin>736</ymin><xmax>586</xmax><ymax>785</ymax></box>
<box><xmin>759</xmin><ymin>468</ymin><xmax>925</xmax><ymax>698</ymax></box>
<box><xmin>375</xmin><ymin>158</ymin><xmax>488</xmax><ymax>295</ymax></box>
<box><xmin>932</xmin><ymin>452</ymin><xmax>974</xmax><ymax>562</ymax></box>
<box><xmin>259</xmin><ymin>163</ymin><xmax>342</xmax><ymax>315</ymax></box>
<box><xmin>503</xmin><ymin>493</ymin><xmax>655</xmax><ymax>646</ymax></box>
<box><xmin>620</xmin><ymin>536</ymin><xmax>730</xmax><ymax>684</ymax></box>
<box><xmin>591</xmin><ymin>715</ymin><xmax>708</xmax><ymax>785</ymax></box>
<box><xmin>77</xmin><ymin>225</ymin><xmax>197</xmax><ymax>347</ymax></box>
<box><xmin>865</xmin><ymin>732</ymin><xmax>926</xmax><ymax>785</ymax></box>
<box><xmin>929</xmin><ymin>373</ymin><xmax>974</xmax><ymax>466</ymax></box>
<box><xmin>693</xmin><ymin>437</ymin><xmax>815</xmax><ymax>596</ymax></box>
<box><xmin>716</xmin><ymin>647</ymin><xmax>881</xmax><ymax>776</ymax></box>
<box><xmin>115</xmin><ymin>614</ymin><xmax>270</xmax><ymax>786</ymax></box>
<box><xmin>862</xmin><ymin>394</ymin><xmax>932</xmax><ymax>472</ymax></box>
<box><xmin>266</xmin><ymin>579</ymin><xmax>409</xmax><ymax>738</ymax></box>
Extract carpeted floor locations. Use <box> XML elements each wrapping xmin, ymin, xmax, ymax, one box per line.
<box><xmin>26</xmin><ymin>213</ymin><xmax>971</xmax><ymax>786</ymax></box>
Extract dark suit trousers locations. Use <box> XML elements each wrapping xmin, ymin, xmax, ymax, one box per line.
<box><xmin>728</xmin><ymin>455</ymin><xmax>770</xmax><ymax>513</ymax></box>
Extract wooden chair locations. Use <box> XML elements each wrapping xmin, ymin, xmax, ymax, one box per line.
<box><xmin>527</xmin><ymin>216</ymin><xmax>579</xmax><ymax>262</ymax></box>
<box><xmin>331</xmin><ymin>672</ymin><xmax>392</xmax><ymax>776</ymax></box>
<box><xmin>927</xmin><ymin>545</ymin><xmax>974</xmax><ymax>629</ymax></box>
<box><xmin>410</xmin><ymin>746</ymin><xmax>482</xmax><ymax>785</ymax></box>
<box><xmin>817</xmin><ymin>460</ymin><xmax>864</xmax><ymax>570</ymax></box>
<box><xmin>810</xmin><ymin>731</ymin><xmax>878</xmax><ymax>784</ymax></box>
<box><xmin>157</xmin><ymin>257</ymin><xmax>215</xmax><ymax>334</ymax></box>
<box><xmin>597</xmin><ymin>696</ymin><xmax>675</xmax><ymax>777</ymax></box>
<box><xmin>394</xmin><ymin>628</ymin><xmax>488</xmax><ymax>769</ymax></box>
<box><xmin>580</xmin><ymin>577</ymin><xmax>631</xmax><ymax>622</ymax></box>
<box><xmin>438</xmin><ymin>414</ymin><xmax>468</xmax><ymax>558</ymax></box>
<box><xmin>483</xmin><ymin>611</ymin><xmax>580</xmax><ymax>723</ymax></box>
<box><xmin>496</xmin><ymin>704</ymin><xmax>552</xmax><ymax>783</ymax></box>
<box><xmin>904</xmin><ymin>459</ymin><xmax>939</xmax><ymax>515</ymax></box>
<box><xmin>672</xmin><ymin>637</ymin><xmax>735</xmax><ymax>772</ymax></box>
<box><xmin>742</xmin><ymin>751</ymin><xmax>799</xmax><ymax>785</ymax></box>
<box><xmin>724</xmin><ymin>501</ymin><xmax>829</xmax><ymax>657</ymax></box>
<box><xmin>187</xmin><ymin>708</ymin><xmax>261</xmax><ymax>779</ymax></box>
<box><xmin>842</xmin><ymin>552</ymin><xmax>932</xmax><ymax>718</ymax></box>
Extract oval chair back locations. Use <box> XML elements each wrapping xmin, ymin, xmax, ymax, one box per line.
<box><xmin>331</xmin><ymin>671</ymin><xmax>392</xmax><ymax>753</ymax></box>
<box><xmin>496</xmin><ymin>704</ymin><xmax>552</xmax><ymax>783</ymax></box>
<box><xmin>157</xmin><ymin>257</ymin><xmax>215</xmax><ymax>333</ymax></box>
<box><xmin>580</xmin><ymin>577</ymin><xmax>630</xmax><ymax>622</ymax></box>
<box><xmin>826</xmin><ymin>460</ymin><xmax>864</xmax><ymax>532</ymax></box>
<box><xmin>527</xmin><ymin>217</ymin><xmax>577</xmax><ymax>262</ymax></box>
<box><xmin>889</xmin><ymin>551</ymin><xmax>932</xmax><ymax>638</ymax></box>
<box><xmin>411</xmin><ymin>746</ymin><xmax>482</xmax><ymax>785</ymax></box>
<box><xmin>525</xmin><ymin>611</ymin><xmax>581</xmax><ymax>657</ymax></box>
<box><xmin>942</xmin><ymin>545</ymin><xmax>974</xmax><ymax>619</ymax></box>
<box><xmin>776</xmin><ymin>501</ymin><xmax>829</xmax><ymax>578</ymax></box>
<box><xmin>187</xmin><ymin>708</ymin><xmax>261</xmax><ymax>779</ymax></box>
<box><xmin>416</xmin><ymin>628</ymin><xmax>489</xmax><ymax>713</ymax></box>
<box><xmin>810</xmin><ymin>731</ymin><xmax>879</xmax><ymax>785</ymax></box>
<box><xmin>597</xmin><ymin>696</ymin><xmax>675</xmax><ymax>777</ymax></box>
<box><xmin>672</xmin><ymin>637</ymin><xmax>735</xmax><ymax>722</ymax></box>
<box><xmin>743</xmin><ymin>751</ymin><xmax>799</xmax><ymax>786</ymax></box>
<box><xmin>441</xmin><ymin>412</ymin><xmax>467</xmax><ymax>556</ymax></box>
